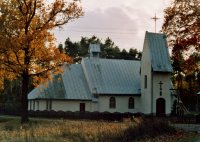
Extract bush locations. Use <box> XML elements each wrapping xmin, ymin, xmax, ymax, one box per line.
<box><xmin>123</xmin><ymin>117</ymin><xmax>176</xmax><ymax>141</ymax></box>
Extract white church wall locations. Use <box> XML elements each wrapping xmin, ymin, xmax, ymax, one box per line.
<box><xmin>98</xmin><ymin>96</ymin><xmax>140</xmax><ymax>113</ymax></box>
<box><xmin>52</xmin><ymin>100</ymin><xmax>90</xmax><ymax>111</ymax></box>
<box><xmin>152</xmin><ymin>73</ymin><xmax>173</xmax><ymax>114</ymax></box>
<box><xmin>29</xmin><ymin>100</ymin><xmax>97</xmax><ymax>112</ymax></box>
<box><xmin>28</xmin><ymin>100</ymin><xmax>46</xmax><ymax>111</ymax></box>
<box><xmin>140</xmin><ymin>39</ymin><xmax>153</xmax><ymax>114</ymax></box>
<box><xmin>36</xmin><ymin>100</ymin><xmax>46</xmax><ymax>111</ymax></box>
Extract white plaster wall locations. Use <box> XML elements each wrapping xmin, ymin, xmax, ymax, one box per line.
<box><xmin>37</xmin><ymin>100</ymin><xmax>46</xmax><ymax>111</ymax></box>
<box><xmin>98</xmin><ymin>96</ymin><xmax>140</xmax><ymax>113</ymax></box>
<box><xmin>140</xmin><ymin>39</ymin><xmax>153</xmax><ymax>114</ymax></box>
<box><xmin>28</xmin><ymin>100</ymin><xmax>49</xmax><ymax>111</ymax></box>
<box><xmin>53</xmin><ymin>101</ymin><xmax>88</xmax><ymax>111</ymax></box>
<box><xmin>152</xmin><ymin>73</ymin><xmax>173</xmax><ymax>114</ymax></box>
<box><xmin>29</xmin><ymin>100</ymin><xmax>98</xmax><ymax>112</ymax></box>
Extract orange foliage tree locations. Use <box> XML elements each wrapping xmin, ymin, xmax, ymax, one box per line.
<box><xmin>0</xmin><ymin>0</ymin><xmax>83</xmax><ymax>123</ymax></box>
<box><xmin>162</xmin><ymin>0</ymin><xmax>200</xmax><ymax>93</ymax></box>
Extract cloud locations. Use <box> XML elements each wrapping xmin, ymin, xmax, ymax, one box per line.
<box><xmin>54</xmin><ymin>7</ymin><xmax>141</xmax><ymax>50</ymax></box>
<box><xmin>54</xmin><ymin>0</ymin><xmax>171</xmax><ymax>51</ymax></box>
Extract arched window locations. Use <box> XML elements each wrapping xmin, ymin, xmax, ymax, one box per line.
<box><xmin>128</xmin><ymin>97</ymin><xmax>134</xmax><ymax>109</ymax></box>
<box><xmin>109</xmin><ymin>97</ymin><xmax>116</xmax><ymax>108</ymax></box>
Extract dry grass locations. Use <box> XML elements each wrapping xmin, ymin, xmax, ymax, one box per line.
<box><xmin>0</xmin><ymin>116</ymin><xmax>193</xmax><ymax>142</ymax></box>
<box><xmin>0</xmin><ymin>117</ymin><xmax>135</xmax><ymax>142</ymax></box>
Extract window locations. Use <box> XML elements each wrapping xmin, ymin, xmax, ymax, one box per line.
<box><xmin>144</xmin><ymin>75</ymin><xmax>147</xmax><ymax>88</ymax></box>
<box><xmin>30</xmin><ymin>101</ymin><xmax>32</xmax><ymax>110</ymax></box>
<box><xmin>46</xmin><ymin>100</ymin><xmax>52</xmax><ymax>111</ymax></box>
<box><xmin>80</xmin><ymin>103</ymin><xmax>85</xmax><ymax>112</ymax></box>
<box><xmin>128</xmin><ymin>97</ymin><xmax>134</xmax><ymax>109</ymax></box>
<box><xmin>33</xmin><ymin>100</ymin><xmax>35</xmax><ymax>111</ymax></box>
<box><xmin>109</xmin><ymin>97</ymin><xmax>116</xmax><ymax>108</ymax></box>
<box><xmin>36</xmin><ymin>101</ymin><xmax>39</xmax><ymax>110</ymax></box>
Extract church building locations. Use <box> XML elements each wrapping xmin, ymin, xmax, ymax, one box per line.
<box><xmin>28</xmin><ymin>31</ymin><xmax>174</xmax><ymax>115</ymax></box>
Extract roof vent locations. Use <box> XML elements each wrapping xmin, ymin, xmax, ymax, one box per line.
<box><xmin>89</xmin><ymin>44</ymin><xmax>100</xmax><ymax>58</ymax></box>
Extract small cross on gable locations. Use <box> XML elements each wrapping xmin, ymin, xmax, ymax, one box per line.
<box><xmin>158</xmin><ymin>81</ymin><xmax>163</xmax><ymax>96</ymax></box>
<box><xmin>159</xmin><ymin>81</ymin><xmax>163</xmax><ymax>90</ymax></box>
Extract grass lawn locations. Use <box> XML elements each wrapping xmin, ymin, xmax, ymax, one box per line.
<box><xmin>0</xmin><ymin>116</ymin><xmax>199</xmax><ymax>142</ymax></box>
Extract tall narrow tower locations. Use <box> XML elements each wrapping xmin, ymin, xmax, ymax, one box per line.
<box><xmin>140</xmin><ymin>31</ymin><xmax>173</xmax><ymax>115</ymax></box>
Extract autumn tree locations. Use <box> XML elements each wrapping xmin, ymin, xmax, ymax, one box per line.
<box><xmin>162</xmin><ymin>0</ymin><xmax>200</xmax><ymax>91</ymax></box>
<box><xmin>0</xmin><ymin>0</ymin><xmax>83</xmax><ymax>123</ymax></box>
<box><xmin>162</xmin><ymin>0</ymin><xmax>200</xmax><ymax>51</ymax></box>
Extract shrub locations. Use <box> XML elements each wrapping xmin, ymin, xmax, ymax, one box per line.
<box><xmin>123</xmin><ymin>117</ymin><xmax>176</xmax><ymax>141</ymax></box>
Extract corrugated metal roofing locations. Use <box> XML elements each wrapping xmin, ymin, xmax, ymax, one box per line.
<box><xmin>61</xmin><ymin>64</ymin><xmax>92</xmax><ymax>100</ymax></box>
<box><xmin>82</xmin><ymin>58</ymin><xmax>141</xmax><ymax>95</ymax></box>
<box><xmin>28</xmin><ymin>58</ymin><xmax>141</xmax><ymax>100</ymax></box>
<box><xmin>28</xmin><ymin>64</ymin><xmax>92</xmax><ymax>100</ymax></box>
<box><xmin>145</xmin><ymin>31</ymin><xmax>173</xmax><ymax>72</ymax></box>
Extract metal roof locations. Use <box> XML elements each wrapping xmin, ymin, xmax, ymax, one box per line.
<box><xmin>145</xmin><ymin>31</ymin><xmax>173</xmax><ymax>72</ymax></box>
<box><xmin>82</xmin><ymin>58</ymin><xmax>141</xmax><ymax>95</ymax></box>
<box><xmin>28</xmin><ymin>64</ymin><xmax>92</xmax><ymax>100</ymax></box>
<box><xmin>28</xmin><ymin>58</ymin><xmax>141</xmax><ymax>100</ymax></box>
<box><xmin>61</xmin><ymin>64</ymin><xmax>92</xmax><ymax>100</ymax></box>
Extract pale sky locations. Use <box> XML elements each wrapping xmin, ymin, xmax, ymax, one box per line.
<box><xmin>54</xmin><ymin>0</ymin><xmax>171</xmax><ymax>51</ymax></box>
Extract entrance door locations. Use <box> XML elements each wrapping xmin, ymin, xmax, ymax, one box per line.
<box><xmin>80</xmin><ymin>103</ymin><xmax>85</xmax><ymax>112</ymax></box>
<box><xmin>156</xmin><ymin>98</ymin><xmax>165</xmax><ymax>116</ymax></box>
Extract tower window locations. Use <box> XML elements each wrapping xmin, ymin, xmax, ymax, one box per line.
<box><xmin>145</xmin><ymin>75</ymin><xmax>147</xmax><ymax>88</ymax></box>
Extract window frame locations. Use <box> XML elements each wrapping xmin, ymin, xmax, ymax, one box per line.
<box><xmin>109</xmin><ymin>97</ymin><xmax>116</xmax><ymax>108</ymax></box>
<box><xmin>128</xmin><ymin>97</ymin><xmax>135</xmax><ymax>109</ymax></box>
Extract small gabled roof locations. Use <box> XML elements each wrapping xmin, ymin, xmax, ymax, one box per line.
<box><xmin>82</xmin><ymin>58</ymin><xmax>141</xmax><ymax>95</ymax></box>
<box><xmin>145</xmin><ymin>31</ymin><xmax>173</xmax><ymax>72</ymax></box>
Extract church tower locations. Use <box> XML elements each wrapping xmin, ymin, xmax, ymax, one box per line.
<box><xmin>140</xmin><ymin>31</ymin><xmax>173</xmax><ymax>115</ymax></box>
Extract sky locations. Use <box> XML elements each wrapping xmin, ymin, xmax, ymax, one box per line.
<box><xmin>54</xmin><ymin>0</ymin><xmax>171</xmax><ymax>51</ymax></box>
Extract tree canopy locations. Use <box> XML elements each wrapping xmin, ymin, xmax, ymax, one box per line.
<box><xmin>162</xmin><ymin>0</ymin><xmax>200</xmax><ymax>52</ymax></box>
<box><xmin>0</xmin><ymin>0</ymin><xmax>83</xmax><ymax>123</ymax></box>
<box><xmin>162</xmin><ymin>0</ymin><xmax>200</xmax><ymax>82</ymax></box>
<box><xmin>162</xmin><ymin>0</ymin><xmax>200</xmax><ymax>111</ymax></box>
<box><xmin>63</xmin><ymin>36</ymin><xmax>141</xmax><ymax>63</ymax></box>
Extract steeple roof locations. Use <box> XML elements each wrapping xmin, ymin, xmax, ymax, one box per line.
<box><xmin>144</xmin><ymin>31</ymin><xmax>173</xmax><ymax>72</ymax></box>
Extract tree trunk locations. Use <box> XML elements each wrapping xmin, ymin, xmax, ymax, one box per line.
<box><xmin>21</xmin><ymin>71</ymin><xmax>29</xmax><ymax>123</ymax></box>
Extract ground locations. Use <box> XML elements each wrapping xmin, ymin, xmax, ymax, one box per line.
<box><xmin>0</xmin><ymin>115</ymin><xmax>199</xmax><ymax>142</ymax></box>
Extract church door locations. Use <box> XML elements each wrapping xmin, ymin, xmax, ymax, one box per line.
<box><xmin>156</xmin><ymin>98</ymin><xmax>165</xmax><ymax>116</ymax></box>
<box><xmin>80</xmin><ymin>103</ymin><xmax>85</xmax><ymax>112</ymax></box>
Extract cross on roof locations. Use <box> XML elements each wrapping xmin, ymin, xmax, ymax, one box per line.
<box><xmin>151</xmin><ymin>13</ymin><xmax>160</xmax><ymax>33</ymax></box>
<box><xmin>159</xmin><ymin>81</ymin><xmax>163</xmax><ymax>96</ymax></box>
<box><xmin>159</xmin><ymin>81</ymin><xmax>163</xmax><ymax>90</ymax></box>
